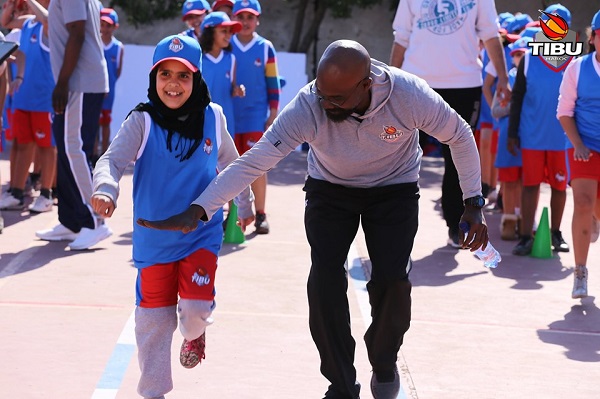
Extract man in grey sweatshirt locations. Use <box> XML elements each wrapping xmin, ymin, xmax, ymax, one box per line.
<box><xmin>138</xmin><ymin>40</ymin><xmax>489</xmax><ymax>399</ymax></box>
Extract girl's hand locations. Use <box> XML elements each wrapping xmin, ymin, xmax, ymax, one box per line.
<box><xmin>232</xmin><ymin>84</ymin><xmax>245</xmax><ymax>98</ymax></box>
<box><xmin>573</xmin><ymin>144</ymin><xmax>592</xmax><ymax>162</ymax></box>
<box><xmin>91</xmin><ymin>194</ymin><xmax>116</xmax><ymax>218</ymax></box>
<box><xmin>9</xmin><ymin>77</ymin><xmax>21</xmax><ymax>94</ymax></box>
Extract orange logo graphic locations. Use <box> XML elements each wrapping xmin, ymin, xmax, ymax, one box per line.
<box><xmin>539</xmin><ymin>10</ymin><xmax>568</xmax><ymax>41</ymax></box>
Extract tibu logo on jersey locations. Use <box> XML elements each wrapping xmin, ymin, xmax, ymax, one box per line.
<box><xmin>528</xmin><ymin>10</ymin><xmax>583</xmax><ymax>72</ymax></box>
<box><xmin>192</xmin><ymin>267</ymin><xmax>211</xmax><ymax>287</ymax></box>
<box><xmin>203</xmin><ymin>138</ymin><xmax>213</xmax><ymax>154</ymax></box>
<box><xmin>169</xmin><ymin>37</ymin><xmax>184</xmax><ymax>53</ymax></box>
<box><xmin>379</xmin><ymin>125</ymin><xmax>403</xmax><ymax>143</ymax></box>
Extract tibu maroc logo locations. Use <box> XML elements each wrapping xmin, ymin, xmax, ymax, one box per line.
<box><xmin>528</xmin><ymin>9</ymin><xmax>583</xmax><ymax>72</ymax></box>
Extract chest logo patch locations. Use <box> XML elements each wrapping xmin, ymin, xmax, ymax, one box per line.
<box><xmin>204</xmin><ymin>138</ymin><xmax>213</xmax><ymax>155</ymax></box>
<box><xmin>379</xmin><ymin>125</ymin><xmax>403</xmax><ymax>143</ymax></box>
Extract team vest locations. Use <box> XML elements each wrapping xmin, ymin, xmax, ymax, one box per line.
<box><xmin>518</xmin><ymin>53</ymin><xmax>565</xmax><ymax>150</ymax></box>
<box><xmin>203</xmin><ymin>51</ymin><xmax>236</xmax><ymax>137</ymax></box>
<box><xmin>102</xmin><ymin>37</ymin><xmax>123</xmax><ymax>110</ymax></box>
<box><xmin>13</xmin><ymin>19</ymin><xmax>54</xmax><ymax>112</ymax></box>
<box><xmin>232</xmin><ymin>35</ymin><xmax>269</xmax><ymax>133</ymax></box>
<box><xmin>132</xmin><ymin>104</ymin><xmax>224</xmax><ymax>268</ymax></box>
<box><xmin>573</xmin><ymin>53</ymin><xmax>600</xmax><ymax>153</ymax></box>
<box><xmin>495</xmin><ymin>67</ymin><xmax>521</xmax><ymax>168</ymax></box>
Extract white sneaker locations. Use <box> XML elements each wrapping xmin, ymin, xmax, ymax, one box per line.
<box><xmin>36</xmin><ymin>223</ymin><xmax>78</xmax><ymax>241</ymax></box>
<box><xmin>0</xmin><ymin>193</ymin><xmax>24</xmax><ymax>210</ymax></box>
<box><xmin>572</xmin><ymin>265</ymin><xmax>588</xmax><ymax>299</ymax></box>
<box><xmin>28</xmin><ymin>195</ymin><xmax>54</xmax><ymax>213</ymax></box>
<box><xmin>68</xmin><ymin>224</ymin><xmax>113</xmax><ymax>250</ymax></box>
<box><xmin>591</xmin><ymin>216</ymin><xmax>599</xmax><ymax>243</ymax></box>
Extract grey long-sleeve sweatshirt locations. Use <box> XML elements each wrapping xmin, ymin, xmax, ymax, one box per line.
<box><xmin>194</xmin><ymin>59</ymin><xmax>482</xmax><ymax>221</ymax></box>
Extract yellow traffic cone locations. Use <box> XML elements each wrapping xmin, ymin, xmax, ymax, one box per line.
<box><xmin>223</xmin><ymin>203</ymin><xmax>245</xmax><ymax>244</ymax></box>
<box><xmin>531</xmin><ymin>207</ymin><xmax>553</xmax><ymax>258</ymax></box>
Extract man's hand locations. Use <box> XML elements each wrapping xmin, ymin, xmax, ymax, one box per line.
<box><xmin>137</xmin><ymin>205</ymin><xmax>206</xmax><ymax>234</ymax></box>
<box><xmin>91</xmin><ymin>194</ymin><xmax>115</xmax><ymax>218</ymax></box>
<box><xmin>238</xmin><ymin>215</ymin><xmax>255</xmax><ymax>232</ymax></box>
<box><xmin>52</xmin><ymin>80</ymin><xmax>69</xmax><ymax>114</ymax></box>
<box><xmin>459</xmin><ymin>205</ymin><xmax>489</xmax><ymax>252</ymax></box>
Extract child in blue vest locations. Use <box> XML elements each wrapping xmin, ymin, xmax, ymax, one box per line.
<box><xmin>232</xmin><ymin>0</ymin><xmax>281</xmax><ymax>234</ymax></box>
<box><xmin>558</xmin><ymin>10</ymin><xmax>600</xmax><ymax>299</ymax></box>
<box><xmin>181</xmin><ymin>0</ymin><xmax>211</xmax><ymax>42</ymax></box>
<box><xmin>199</xmin><ymin>11</ymin><xmax>245</xmax><ymax>137</ymax></box>
<box><xmin>91</xmin><ymin>35</ymin><xmax>254</xmax><ymax>399</ymax></box>
<box><xmin>0</xmin><ymin>0</ymin><xmax>56</xmax><ymax>214</ymax></box>
<box><xmin>97</xmin><ymin>8</ymin><xmax>124</xmax><ymax>158</ymax></box>
<box><xmin>508</xmin><ymin>4</ymin><xmax>572</xmax><ymax>257</ymax></box>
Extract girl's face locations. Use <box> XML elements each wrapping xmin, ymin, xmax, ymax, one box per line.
<box><xmin>155</xmin><ymin>60</ymin><xmax>194</xmax><ymax>109</ymax></box>
<box><xmin>213</xmin><ymin>25</ymin><xmax>234</xmax><ymax>49</ymax></box>
<box><xmin>511</xmin><ymin>51</ymin><xmax>525</xmax><ymax>68</ymax></box>
<box><xmin>234</xmin><ymin>12</ymin><xmax>259</xmax><ymax>37</ymax></box>
<box><xmin>185</xmin><ymin>13</ymin><xmax>205</xmax><ymax>30</ymax></box>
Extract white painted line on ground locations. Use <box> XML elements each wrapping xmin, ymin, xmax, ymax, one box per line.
<box><xmin>91</xmin><ymin>309</ymin><xmax>136</xmax><ymax>399</ymax></box>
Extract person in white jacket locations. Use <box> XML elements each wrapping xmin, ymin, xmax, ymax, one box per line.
<box><xmin>390</xmin><ymin>0</ymin><xmax>509</xmax><ymax>248</ymax></box>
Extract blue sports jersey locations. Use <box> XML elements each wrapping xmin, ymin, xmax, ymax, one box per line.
<box><xmin>12</xmin><ymin>19</ymin><xmax>54</xmax><ymax>112</ymax></box>
<box><xmin>132</xmin><ymin>104</ymin><xmax>224</xmax><ymax>268</ymax></box>
<box><xmin>102</xmin><ymin>36</ymin><xmax>123</xmax><ymax>111</ymax></box>
<box><xmin>232</xmin><ymin>34</ymin><xmax>280</xmax><ymax>134</ymax></box>
<box><xmin>518</xmin><ymin>52</ymin><xmax>566</xmax><ymax>150</ymax></box>
<box><xmin>572</xmin><ymin>54</ymin><xmax>600</xmax><ymax>153</ymax></box>
<box><xmin>495</xmin><ymin>67</ymin><xmax>521</xmax><ymax>168</ymax></box>
<box><xmin>203</xmin><ymin>51</ymin><xmax>236</xmax><ymax>137</ymax></box>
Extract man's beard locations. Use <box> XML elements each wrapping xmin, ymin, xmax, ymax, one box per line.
<box><xmin>325</xmin><ymin>108</ymin><xmax>354</xmax><ymax>123</ymax></box>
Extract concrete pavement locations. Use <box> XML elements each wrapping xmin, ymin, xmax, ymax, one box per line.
<box><xmin>1</xmin><ymin>150</ymin><xmax>599</xmax><ymax>399</ymax></box>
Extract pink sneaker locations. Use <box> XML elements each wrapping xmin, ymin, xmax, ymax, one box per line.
<box><xmin>179</xmin><ymin>332</ymin><xmax>206</xmax><ymax>369</ymax></box>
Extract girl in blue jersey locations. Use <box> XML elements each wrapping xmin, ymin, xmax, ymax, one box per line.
<box><xmin>558</xmin><ymin>10</ymin><xmax>600</xmax><ymax>299</ymax></box>
<box><xmin>181</xmin><ymin>0</ymin><xmax>210</xmax><ymax>42</ymax></box>
<box><xmin>91</xmin><ymin>35</ymin><xmax>254</xmax><ymax>399</ymax></box>
<box><xmin>199</xmin><ymin>11</ymin><xmax>245</xmax><ymax>138</ymax></box>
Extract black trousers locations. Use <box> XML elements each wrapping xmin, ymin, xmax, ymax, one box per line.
<box><xmin>303</xmin><ymin>177</ymin><xmax>418</xmax><ymax>398</ymax></box>
<box><xmin>432</xmin><ymin>87</ymin><xmax>481</xmax><ymax>234</ymax></box>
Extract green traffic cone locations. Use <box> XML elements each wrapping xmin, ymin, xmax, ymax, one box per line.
<box><xmin>223</xmin><ymin>203</ymin><xmax>245</xmax><ymax>244</ymax></box>
<box><xmin>531</xmin><ymin>207</ymin><xmax>553</xmax><ymax>259</ymax></box>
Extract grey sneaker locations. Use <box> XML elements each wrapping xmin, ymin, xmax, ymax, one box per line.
<box><xmin>572</xmin><ymin>265</ymin><xmax>588</xmax><ymax>299</ymax></box>
<box><xmin>512</xmin><ymin>236</ymin><xmax>534</xmax><ymax>256</ymax></box>
<box><xmin>370</xmin><ymin>366</ymin><xmax>400</xmax><ymax>399</ymax></box>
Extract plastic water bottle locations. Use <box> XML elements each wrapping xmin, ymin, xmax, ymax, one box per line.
<box><xmin>459</xmin><ymin>222</ymin><xmax>501</xmax><ymax>268</ymax></box>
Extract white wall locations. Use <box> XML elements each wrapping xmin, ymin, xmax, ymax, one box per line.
<box><xmin>110</xmin><ymin>45</ymin><xmax>308</xmax><ymax>140</ymax></box>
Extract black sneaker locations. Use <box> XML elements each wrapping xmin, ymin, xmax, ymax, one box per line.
<box><xmin>551</xmin><ymin>230</ymin><xmax>570</xmax><ymax>252</ymax></box>
<box><xmin>512</xmin><ymin>235</ymin><xmax>534</xmax><ymax>256</ymax></box>
<box><xmin>254</xmin><ymin>212</ymin><xmax>270</xmax><ymax>234</ymax></box>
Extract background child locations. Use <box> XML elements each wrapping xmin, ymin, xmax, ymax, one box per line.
<box><xmin>557</xmin><ymin>10</ymin><xmax>600</xmax><ymax>299</ymax></box>
<box><xmin>232</xmin><ymin>0</ymin><xmax>281</xmax><ymax>234</ymax></box>
<box><xmin>212</xmin><ymin>0</ymin><xmax>233</xmax><ymax>17</ymax></box>
<box><xmin>507</xmin><ymin>4</ymin><xmax>572</xmax><ymax>256</ymax></box>
<box><xmin>181</xmin><ymin>0</ymin><xmax>211</xmax><ymax>42</ymax></box>
<box><xmin>97</xmin><ymin>7</ymin><xmax>124</xmax><ymax>159</ymax></box>
<box><xmin>91</xmin><ymin>35</ymin><xmax>253</xmax><ymax>399</ymax></box>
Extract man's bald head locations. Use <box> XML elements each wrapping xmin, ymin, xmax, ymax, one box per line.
<box><xmin>317</xmin><ymin>40</ymin><xmax>371</xmax><ymax>80</ymax></box>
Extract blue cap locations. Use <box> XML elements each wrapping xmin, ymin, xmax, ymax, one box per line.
<box><xmin>592</xmin><ymin>10</ymin><xmax>600</xmax><ymax>31</ymax></box>
<box><xmin>182</xmin><ymin>0</ymin><xmax>211</xmax><ymax>20</ymax></box>
<box><xmin>509</xmin><ymin>37</ymin><xmax>532</xmax><ymax>56</ymax></box>
<box><xmin>543</xmin><ymin>4</ymin><xmax>571</xmax><ymax>26</ymax></box>
<box><xmin>498</xmin><ymin>12</ymin><xmax>514</xmax><ymax>29</ymax></box>
<box><xmin>100</xmin><ymin>8</ymin><xmax>118</xmax><ymax>26</ymax></box>
<box><xmin>200</xmin><ymin>11</ymin><xmax>242</xmax><ymax>33</ymax></box>
<box><xmin>152</xmin><ymin>35</ymin><xmax>202</xmax><ymax>73</ymax></box>
<box><xmin>520</xmin><ymin>26</ymin><xmax>542</xmax><ymax>40</ymax></box>
<box><xmin>507</xmin><ymin>14</ymin><xmax>533</xmax><ymax>33</ymax></box>
<box><xmin>233</xmin><ymin>0</ymin><xmax>261</xmax><ymax>16</ymax></box>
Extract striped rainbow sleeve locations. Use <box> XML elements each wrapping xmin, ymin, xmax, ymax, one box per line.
<box><xmin>265</xmin><ymin>42</ymin><xmax>281</xmax><ymax>110</ymax></box>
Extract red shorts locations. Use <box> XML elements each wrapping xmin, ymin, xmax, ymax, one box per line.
<box><xmin>136</xmin><ymin>248</ymin><xmax>218</xmax><ymax>308</ymax></box>
<box><xmin>498</xmin><ymin>166</ymin><xmax>521</xmax><ymax>183</ymax></box>
<box><xmin>234</xmin><ymin>131</ymin><xmax>263</xmax><ymax>154</ymax></box>
<box><xmin>99</xmin><ymin>109</ymin><xmax>112</xmax><ymax>125</ymax></box>
<box><xmin>4</xmin><ymin>108</ymin><xmax>14</xmax><ymax>141</ymax></box>
<box><xmin>12</xmin><ymin>110</ymin><xmax>53</xmax><ymax>147</ymax></box>
<box><xmin>521</xmin><ymin>149</ymin><xmax>567</xmax><ymax>190</ymax></box>
<box><xmin>568</xmin><ymin>148</ymin><xmax>600</xmax><ymax>198</ymax></box>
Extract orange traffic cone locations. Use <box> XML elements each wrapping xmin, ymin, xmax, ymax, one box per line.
<box><xmin>531</xmin><ymin>207</ymin><xmax>552</xmax><ymax>259</ymax></box>
<box><xmin>223</xmin><ymin>203</ymin><xmax>245</xmax><ymax>244</ymax></box>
